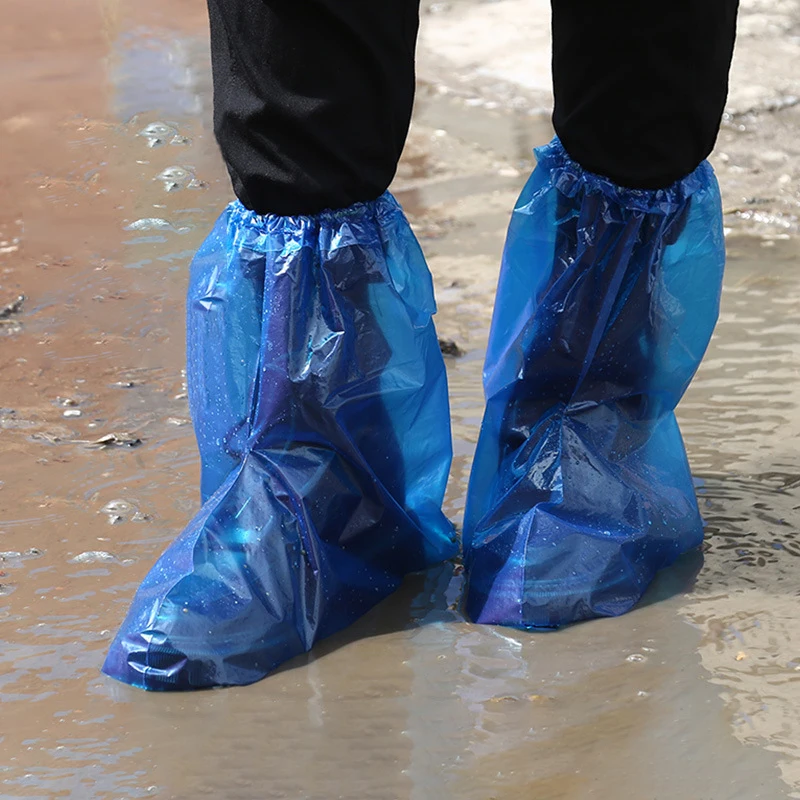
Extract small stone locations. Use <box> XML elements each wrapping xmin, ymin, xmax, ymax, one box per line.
<box><xmin>439</xmin><ymin>338</ymin><xmax>465</xmax><ymax>358</ymax></box>
<box><xmin>86</xmin><ymin>433</ymin><xmax>142</xmax><ymax>448</ymax></box>
<box><xmin>0</xmin><ymin>295</ymin><xmax>25</xmax><ymax>319</ymax></box>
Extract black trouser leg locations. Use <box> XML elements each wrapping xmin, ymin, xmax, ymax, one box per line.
<box><xmin>207</xmin><ymin>2</ymin><xmax>739</xmax><ymax>215</ymax></box>
<box><xmin>207</xmin><ymin>0</ymin><xmax>419</xmax><ymax>215</ymax></box>
<box><xmin>551</xmin><ymin>0</ymin><xmax>739</xmax><ymax>188</ymax></box>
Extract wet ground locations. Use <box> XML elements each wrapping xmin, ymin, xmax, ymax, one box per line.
<box><xmin>1</xmin><ymin>1</ymin><xmax>799</xmax><ymax>799</ymax></box>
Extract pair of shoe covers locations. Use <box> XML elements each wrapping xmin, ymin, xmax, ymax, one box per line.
<box><xmin>103</xmin><ymin>139</ymin><xmax>725</xmax><ymax>689</ymax></box>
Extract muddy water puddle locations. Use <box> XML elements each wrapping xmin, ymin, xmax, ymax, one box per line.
<box><xmin>1</xmin><ymin>3</ymin><xmax>800</xmax><ymax>800</ymax></box>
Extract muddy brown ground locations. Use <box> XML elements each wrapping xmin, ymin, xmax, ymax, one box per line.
<box><xmin>1</xmin><ymin>2</ymin><xmax>799</xmax><ymax>799</ymax></box>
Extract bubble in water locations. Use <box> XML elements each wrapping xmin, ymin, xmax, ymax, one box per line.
<box><xmin>137</xmin><ymin>121</ymin><xmax>191</xmax><ymax>148</ymax></box>
<box><xmin>138</xmin><ymin>122</ymin><xmax>173</xmax><ymax>146</ymax></box>
<box><xmin>155</xmin><ymin>166</ymin><xmax>200</xmax><ymax>192</ymax></box>
<box><xmin>101</xmin><ymin>499</ymin><xmax>134</xmax><ymax>515</ymax></box>
<box><xmin>0</xmin><ymin>549</ymin><xmax>43</xmax><ymax>566</ymax></box>
<box><xmin>69</xmin><ymin>551</ymin><xmax>118</xmax><ymax>564</ymax></box>
<box><xmin>100</xmin><ymin>499</ymin><xmax>137</xmax><ymax>525</ymax></box>
<box><xmin>125</xmin><ymin>217</ymin><xmax>172</xmax><ymax>231</ymax></box>
<box><xmin>124</xmin><ymin>218</ymin><xmax>191</xmax><ymax>235</ymax></box>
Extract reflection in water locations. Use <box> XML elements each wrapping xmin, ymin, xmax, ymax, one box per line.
<box><xmin>677</xmin><ymin>237</ymin><xmax>800</xmax><ymax>796</ymax></box>
<box><xmin>0</xmin><ymin>2</ymin><xmax>798</xmax><ymax>799</ymax></box>
<box><xmin>109</xmin><ymin>25</ymin><xmax>209</xmax><ymax>122</ymax></box>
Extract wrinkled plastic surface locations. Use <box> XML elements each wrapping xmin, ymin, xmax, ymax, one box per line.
<box><xmin>464</xmin><ymin>138</ymin><xmax>725</xmax><ymax>628</ymax></box>
<box><xmin>103</xmin><ymin>193</ymin><xmax>457</xmax><ymax>690</ymax></box>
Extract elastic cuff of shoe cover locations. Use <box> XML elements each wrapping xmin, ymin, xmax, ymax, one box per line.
<box><xmin>541</xmin><ymin>137</ymin><xmax>714</xmax><ymax>213</ymax></box>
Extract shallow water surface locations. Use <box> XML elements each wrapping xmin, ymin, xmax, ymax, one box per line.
<box><xmin>1</xmin><ymin>3</ymin><xmax>799</xmax><ymax>799</ymax></box>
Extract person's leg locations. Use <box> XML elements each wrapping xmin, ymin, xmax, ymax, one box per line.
<box><xmin>103</xmin><ymin>0</ymin><xmax>457</xmax><ymax>690</ymax></box>
<box><xmin>464</xmin><ymin>2</ymin><xmax>738</xmax><ymax>627</ymax></box>
<box><xmin>207</xmin><ymin>0</ymin><xmax>420</xmax><ymax>215</ymax></box>
<box><xmin>551</xmin><ymin>0</ymin><xmax>738</xmax><ymax>189</ymax></box>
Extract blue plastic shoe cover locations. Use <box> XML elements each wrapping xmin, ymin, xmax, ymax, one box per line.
<box><xmin>103</xmin><ymin>193</ymin><xmax>457</xmax><ymax>689</ymax></box>
<box><xmin>464</xmin><ymin>138</ymin><xmax>726</xmax><ymax>628</ymax></box>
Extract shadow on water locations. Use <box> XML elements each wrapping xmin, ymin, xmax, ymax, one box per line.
<box><xmin>270</xmin><ymin>547</ymin><xmax>707</xmax><ymax>681</ymax></box>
